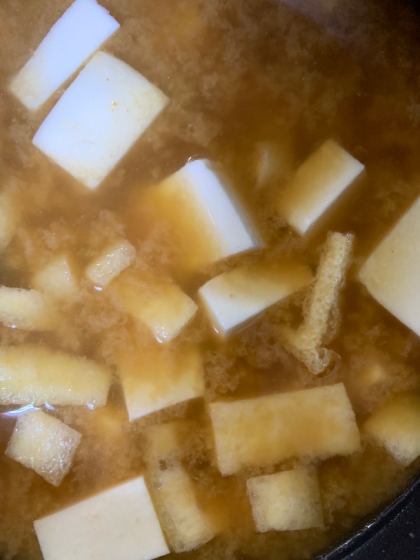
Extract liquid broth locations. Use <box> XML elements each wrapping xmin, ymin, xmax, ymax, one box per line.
<box><xmin>1</xmin><ymin>0</ymin><xmax>420</xmax><ymax>558</ymax></box>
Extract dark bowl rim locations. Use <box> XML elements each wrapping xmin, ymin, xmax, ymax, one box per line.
<box><xmin>316</xmin><ymin>472</ymin><xmax>420</xmax><ymax>559</ymax></box>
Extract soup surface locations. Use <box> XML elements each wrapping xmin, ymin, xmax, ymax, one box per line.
<box><xmin>1</xmin><ymin>0</ymin><xmax>420</xmax><ymax>559</ymax></box>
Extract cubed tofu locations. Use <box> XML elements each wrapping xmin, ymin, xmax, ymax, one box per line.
<box><xmin>10</xmin><ymin>0</ymin><xmax>120</xmax><ymax>111</ymax></box>
<box><xmin>114</xmin><ymin>272</ymin><xmax>197</xmax><ymax>343</ymax></box>
<box><xmin>198</xmin><ymin>261</ymin><xmax>312</xmax><ymax>336</ymax></box>
<box><xmin>364</xmin><ymin>393</ymin><xmax>420</xmax><ymax>465</ymax></box>
<box><xmin>138</xmin><ymin>159</ymin><xmax>261</xmax><ymax>270</ymax></box>
<box><xmin>0</xmin><ymin>191</ymin><xmax>20</xmax><ymax>249</ymax></box>
<box><xmin>209</xmin><ymin>383</ymin><xmax>360</xmax><ymax>476</ymax></box>
<box><xmin>116</xmin><ymin>345</ymin><xmax>204</xmax><ymax>421</ymax></box>
<box><xmin>86</xmin><ymin>239</ymin><xmax>136</xmax><ymax>287</ymax></box>
<box><xmin>0</xmin><ymin>345</ymin><xmax>111</xmax><ymax>407</ymax></box>
<box><xmin>0</xmin><ymin>286</ymin><xmax>50</xmax><ymax>330</ymax></box>
<box><xmin>33</xmin><ymin>52</ymin><xmax>169</xmax><ymax>189</ymax></box>
<box><xmin>359</xmin><ymin>196</ymin><xmax>420</xmax><ymax>337</ymax></box>
<box><xmin>6</xmin><ymin>410</ymin><xmax>81</xmax><ymax>486</ymax></box>
<box><xmin>247</xmin><ymin>468</ymin><xmax>324</xmax><ymax>532</ymax></box>
<box><xmin>34</xmin><ymin>477</ymin><xmax>169</xmax><ymax>560</ymax></box>
<box><xmin>32</xmin><ymin>255</ymin><xmax>78</xmax><ymax>299</ymax></box>
<box><xmin>284</xmin><ymin>232</ymin><xmax>354</xmax><ymax>374</ymax></box>
<box><xmin>151</xmin><ymin>464</ymin><xmax>215</xmax><ymax>553</ymax></box>
<box><xmin>277</xmin><ymin>140</ymin><xmax>364</xmax><ymax>235</ymax></box>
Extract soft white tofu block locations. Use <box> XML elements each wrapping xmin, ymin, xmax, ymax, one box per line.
<box><xmin>247</xmin><ymin>468</ymin><xmax>324</xmax><ymax>532</ymax></box>
<box><xmin>6</xmin><ymin>410</ymin><xmax>81</xmax><ymax>486</ymax></box>
<box><xmin>0</xmin><ymin>344</ymin><xmax>111</xmax><ymax>406</ymax></box>
<box><xmin>141</xmin><ymin>159</ymin><xmax>261</xmax><ymax>270</ymax></box>
<box><xmin>198</xmin><ymin>262</ymin><xmax>312</xmax><ymax>336</ymax></box>
<box><xmin>209</xmin><ymin>383</ymin><xmax>360</xmax><ymax>476</ymax></box>
<box><xmin>364</xmin><ymin>393</ymin><xmax>420</xmax><ymax>465</ymax></box>
<box><xmin>277</xmin><ymin>139</ymin><xmax>364</xmax><ymax>235</ymax></box>
<box><xmin>0</xmin><ymin>286</ymin><xmax>50</xmax><ymax>330</ymax></box>
<box><xmin>34</xmin><ymin>476</ymin><xmax>169</xmax><ymax>560</ymax></box>
<box><xmin>86</xmin><ymin>239</ymin><xmax>136</xmax><ymax>287</ymax></box>
<box><xmin>116</xmin><ymin>345</ymin><xmax>204</xmax><ymax>421</ymax></box>
<box><xmin>33</xmin><ymin>52</ymin><xmax>169</xmax><ymax>189</ymax></box>
<box><xmin>32</xmin><ymin>255</ymin><xmax>78</xmax><ymax>299</ymax></box>
<box><xmin>152</xmin><ymin>464</ymin><xmax>215</xmax><ymax>552</ymax></box>
<box><xmin>10</xmin><ymin>0</ymin><xmax>120</xmax><ymax>111</ymax></box>
<box><xmin>0</xmin><ymin>191</ymin><xmax>20</xmax><ymax>249</ymax></box>
<box><xmin>114</xmin><ymin>273</ymin><xmax>198</xmax><ymax>343</ymax></box>
<box><xmin>359</xmin><ymin>197</ymin><xmax>420</xmax><ymax>337</ymax></box>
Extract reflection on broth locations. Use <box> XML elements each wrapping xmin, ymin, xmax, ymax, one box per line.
<box><xmin>1</xmin><ymin>0</ymin><xmax>420</xmax><ymax>559</ymax></box>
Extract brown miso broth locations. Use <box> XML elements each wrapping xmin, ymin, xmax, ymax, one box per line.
<box><xmin>1</xmin><ymin>0</ymin><xmax>420</xmax><ymax>559</ymax></box>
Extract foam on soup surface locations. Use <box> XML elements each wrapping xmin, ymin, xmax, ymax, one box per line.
<box><xmin>1</xmin><ymin>0</ymin><xmax>420</xmax><ymax>559</ymax></box>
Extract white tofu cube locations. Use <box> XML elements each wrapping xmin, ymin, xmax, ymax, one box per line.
<box><xmin>364</xmin><ymin>393</ymin><xmax>420</xmax><ymax>465</ymax></box>
<box><xmin>116</xmin><ymin>345</ymin><xmax>204</xmax><ymax>421</ymax></box>
<box><xmin>33</xmin><ymin>52</ymin><xmax>169</xmax><ymax>189</ymax></box>
<box><xmin>359</xmin><ymin>196</ymin><xmax>420</xmax><ymax>337</ymax></box>
<box><xmin>0</xmin><ymin>286</ymin><xmax>50</xmax><ymax>330</ymax></box>
<box><xmin>6</xmin><ymin>410</ymin><xmax>81</xmax><ymax>486</ymax></box>
<box><xmin>0</xmin><ymin>344</ymin><xmax>111</xmax><ymax>407</ymax></box>
<box><xmin>0</xmin><ymin>192</ymin><xmax>20</xmax><ymax>249</ymax></box>
<box><xmin>151</xmin><ymin>464</ymin><xmax>215</xmax><ymax>552</ymax></box>
<box><xmin>10</xmin><ymin>0</ymin><xmax>120</xmax><ymax>111</ymax></box>
<box><xmin>277</xmin><ymin>140</ymin><xmax>364</xmax><ymax>235</ymax></box>
<box><xmin>284</xmin><ymin>232</ymin><xmax>354</xmax><ymax>374</ymax></box>
<box><xmin>34</xmin><ymin>476</ymin><xmax>169</xmax><ymax>560</ymax></box>
<box><xmin>114</xmin><ymin>272</ymin><xmax>197</xmax><ymax>343</ymax></box>
<box><xmin>32</xmin><ymin>255</ymin><xmax>78</xmax><ymax>299</ymax></box>
<box><xmin>198</xmin><ymin>261</ymin><xmax>312</xmax><ymax>336</ymax></box>
<box><xmin>209</xmin><ymin>383</ymin><xmax>360</xmax><ymax>476</ymax></box>
<box><xmin>86</xmin><ymin>239</ymin><xmax>136</xmax><ymax>287</ymax></box>
<box><xmin>247</xmin><ymin>468</ymin><xmax>324</xmax><ymax>532</ymax></box>
<box><xmin>140</xmin><ymin>159</ymin><xmax>261</xmax><ymax>270</ymax></box>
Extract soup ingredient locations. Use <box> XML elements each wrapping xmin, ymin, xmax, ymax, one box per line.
<box><xmin>364</xmin><ymin>393</ymin><xmax>420</xmax><ymax>466</ymax></box>
<box><xmin>209</xmin><ymin>383</ymin><xmax>360</xmax><ymax>476</ymax></box>
<box><xmin>6</xmin><ymin>410</ymin><xmax>81</xmax><ymax>486</ymax></box>
<box><xmin>145</xmin><ymin>422</ymin><xmax>215</xmax><ymax>551</ymax></box>
<box><xmin>116</xmin><ymin>344</ymin><xmax>204</xmax><ymax>421</ymax></box>
<box><xmin>139</xmin><ymin>159</ymin><xmax>261</xmax><ymax>271</ymax></box>
<box><xmin>284</xmin><ymin>232</ymin><xmax>354</xmax><ymax>373</ymax></box>
<box><xmin>34</xmin><ymin>476</ymin><xmax>169</xmax><ymax>560</ymax></box>
<box><xmin>246</xmin><ymin>468</ymin><xmax>324</xmax><ymax>532</ymax></box>
<box><xmin>0</xmin><ymin>345</ymin><xmax>111</xmax><ymax>406</ymax></box>
<box><xmin>10</xmin><ymin>0</ymin><xmax>119</xmax><ymax>111</ymax></box>
<box><xmin>85</xmin><ymin>239</ymin><xmax>136</xmax><ymax>287</ymax></box>
<box><xmin>277</xmin><ymin>139</ymin><xmax>364</xmax><ymax>235</ymax></box>
<box><xmin>347</xmin><ymin>358</ymin><xmax>393</xmax><ymax>412</ymax></box>
<box><xmin>198</xmin><ymin>261</ymin><xmax>312</xmax><ymax>337</ymax></box>
<box><xmin>0</xmin><ymin>286</ymin><xmax>51</xmax><ymax>330</ymax></box>
<box><xmin>0</xmin><ymin>191</ymin><xmax>20</xmax><ymax>250</ymax></box>
<box><xmin>254</xmin><ymin>142</ymin><xmax>292</xmax><ymax>188</ymax></box>
<box><xmin>149</xmin><ymin>464</ymin><xmax>215</xmax><ymax>552</ymax></box>
<box><xmin>113</xmin><ymin>271</ymin><xmax>198</xmax><ymax>343</ymax></box>
<box><xmin>33</xmin><ymin>52</ymin><xmax>169</xmax><ymax>189</ymax></box>
<box><xmin>32</xmin><ymin>254</ymin><xmax>79</xmax><ymax>300</ymax></box>
<box><xmin>359</xmin><ymin>196</ymin><xmax>420</xmax><ymax>337</ymax></box>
